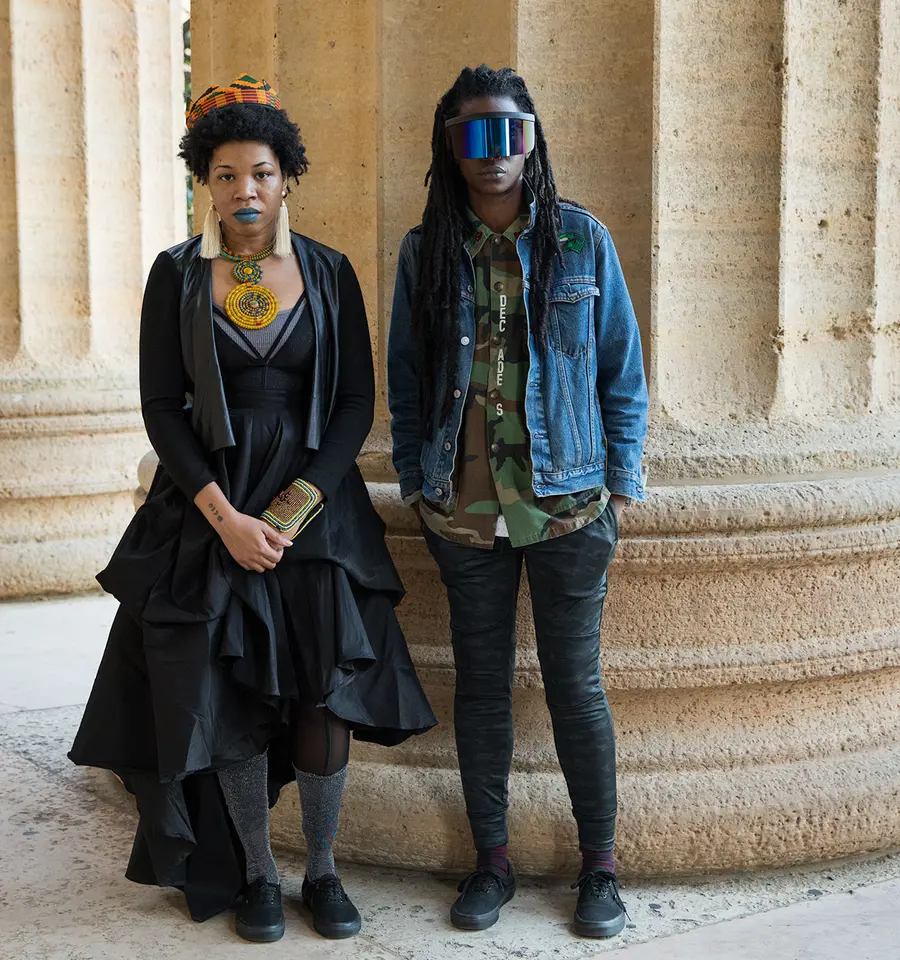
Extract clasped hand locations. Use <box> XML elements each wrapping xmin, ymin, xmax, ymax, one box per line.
<box><xmin>219</xmin><ymin>513</ymin><xmax>292</xmax><ymax>573</ymax></box>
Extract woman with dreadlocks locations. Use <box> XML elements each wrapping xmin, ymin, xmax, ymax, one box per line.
<box><xmin>388</xmin><ymin>65</ymin><xmax>648</xmax><ymax>938</ymax></box>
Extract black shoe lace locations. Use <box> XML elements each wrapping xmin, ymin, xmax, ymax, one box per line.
<box><xmin>247</xmin><ymin>878</ymin><xmax>280</xmax><ymax>906</ymax></box>
<box><xmin>572</xmin><ymin>871</ymin><xmax>630</xmax><ymax>919</ymax></box>
<box><xmin>314</xmin><ymin>876</ymin><xmax>349</xmax><ymax>904</ymax></box>
<box><xmin>457</xmin><ymin>869</ymin><xmax>504</xmax><ymax>895</ymax></box>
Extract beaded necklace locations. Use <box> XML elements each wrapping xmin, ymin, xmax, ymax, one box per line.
<box><xmin>219</xmin><ymin>241</ymin><xmax>278</xmax><ymax>329</ymax></box>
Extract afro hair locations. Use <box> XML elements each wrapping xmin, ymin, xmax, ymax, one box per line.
<box><xmin>179</xmin><ymin>103</ymin><xmax>309</xmax><ymax>185</ymax></box>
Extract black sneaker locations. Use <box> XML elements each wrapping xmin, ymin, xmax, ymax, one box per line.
<box><xmin>572</xmin><ymin>871</ymin><xmax>627</xmax><ymax>938</ymax></box>
<box><xmin>450</xmin><ymin>866</ymin><xmax>517</xmax><ymax>931</ymax></box>
<box><xmin>301</xmin><ymin>874</ymin><xmax>361</xmax><ymax>939</ymax></box>
<box><xmin>235</xmin><ymin>878</ymin><xmax>285</xmax><ymax>942</ymax></box>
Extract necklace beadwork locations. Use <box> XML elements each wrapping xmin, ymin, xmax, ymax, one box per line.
<box><xmin>220</xmin><ymin>242</ymin><xmax>279</xmax><ymax>329</ymax></box>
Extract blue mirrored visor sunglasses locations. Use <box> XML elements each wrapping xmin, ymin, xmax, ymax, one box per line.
<box><xmin>445</xmin><ymin>112</ymin><xmax>536</xmax><ymax>160</ymax></box>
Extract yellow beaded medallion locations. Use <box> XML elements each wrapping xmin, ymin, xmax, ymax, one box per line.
<box><xmin>224</xmin><ymin>283</ymin><xmax>279</xmax><ymax>329</ymax></box>
<box><xmin>220</xmin><ymin>242</ymin><xmax>279</xmax><ymax>329</ymax></box>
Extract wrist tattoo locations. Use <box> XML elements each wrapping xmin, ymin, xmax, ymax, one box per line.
<box><xmin>207</xmin><ymin>502</ymin><xmax>226</xmax><ymax>524</ymax></box>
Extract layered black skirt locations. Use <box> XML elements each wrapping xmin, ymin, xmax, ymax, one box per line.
<box><xmin>69</xmin><ymin>397</ymin><xmax>436</xmax><ymax>919</ymax></box>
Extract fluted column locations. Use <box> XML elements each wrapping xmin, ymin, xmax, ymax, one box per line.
<box><xmin>873</xmin><ymin>1</ymin><xmax>900</xmax><ymax>411</ymax></box>
<box><xmin>188</xmin><ymin>0</ymin><xmax>900</xmax><ymax>876</ymax></box>
<box><xmin>0</xmin><ymin>0</ymin><xmax>184</xmax><ymax>597</ymax></box>
<box><xmin>649</xmin><ymin>0</ymin><xmax>900</xmax><ymax>476</ymax></box>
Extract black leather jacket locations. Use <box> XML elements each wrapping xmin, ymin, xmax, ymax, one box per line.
<box><xmin>140</xmin><ymin>231</ymin><xmax>373</xmax><ymax>501</ymax></box>
<box><xmin>171</xmin><ymin>231</ymin><xmax>343</xmax><ymax>456</ymax></box>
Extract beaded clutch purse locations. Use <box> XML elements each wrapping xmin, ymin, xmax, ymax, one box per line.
<box><xmin>261</xmin><ymin>478</ymin><xmax>324</xmax><ymax>540</ymax></box>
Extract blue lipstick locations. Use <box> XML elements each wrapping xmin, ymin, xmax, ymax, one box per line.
<box><xmin>233</xmin><ymin>208</ymin><xmax>261</xmax><ymax>223</ymax></box>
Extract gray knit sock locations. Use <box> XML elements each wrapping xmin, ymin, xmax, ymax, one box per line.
<box><xmin>295</xmin><ymin>764</ymin><xmax>347</xmax><ymax>880</ymax></box>
<box><xmin>217</xmin><ymin>752</ymin><xmax>279</xmax><ymax>885</ymax></box>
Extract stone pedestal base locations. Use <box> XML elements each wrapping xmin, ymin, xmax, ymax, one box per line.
<box><xmin>266</xmin><ymin>471</ymin><xmax>900</xmax><ymax>876</ymax></box>
<box><xmin>0</xmin><ymin>382</ymin><xmax>148</xmax><ymax>598</ymax></box>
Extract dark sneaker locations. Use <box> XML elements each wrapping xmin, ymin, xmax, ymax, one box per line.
<box><xmin>450</xmin><ymin>866</ymin><xmax>517</xmax><ymax>931</ymax></box>
<box><xmin>301</xmin><ymin>874</ymin><xmax>362</xmax><ymax>939</ymax></box>
<box><xmin>235</xmin><ymin>878</ymin><xmax>285</xmax><ymax>942</ymax></box>
<box><xmin>572</xmin><ymin>871</ymin><xmax>627</xmax><ymax>938</ymax></box>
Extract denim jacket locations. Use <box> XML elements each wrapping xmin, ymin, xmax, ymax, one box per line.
<box><xmin>387</xmin><ymin>198</ymin><xmax>649</xmax><ymax>507</ymax></box>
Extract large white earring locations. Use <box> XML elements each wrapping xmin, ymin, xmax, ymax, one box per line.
<box><xmin>200</xmin><ymin>201</ymin><xmax>222</xmax><ymax>259</ymax></box>
<box><xmin>274</xmin><ymin>199</ymin><xmax>291</xmax><ymax>257</ymax></box>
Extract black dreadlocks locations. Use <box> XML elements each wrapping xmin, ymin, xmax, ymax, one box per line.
<box><xmin>413</xmin><ymin>65</ymin><xmax>563</xmax><ymax>428</ymax></box>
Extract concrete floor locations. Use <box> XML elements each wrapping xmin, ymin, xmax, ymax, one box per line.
<box><xmin>1</xmin><ymin>594</ymin><xmax>899</xmax><ymax>960</ymax></box>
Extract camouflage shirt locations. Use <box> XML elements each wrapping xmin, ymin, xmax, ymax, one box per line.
<box><xmin>420</xmin><ymin>209</ymin><xmax>609</xmax><ymax>549</ymax></box>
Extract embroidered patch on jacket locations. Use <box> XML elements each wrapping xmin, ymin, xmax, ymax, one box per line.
<box><xmin>559</xmin><ymin>232</ymin><xmax>586</xmax><ymax>254</ymax></box>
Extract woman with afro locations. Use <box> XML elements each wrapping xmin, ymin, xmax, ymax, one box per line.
<box><xmin>70</xmin><ymin>76</ymin><xmax>435</xmax><ymax>944</ymax></box>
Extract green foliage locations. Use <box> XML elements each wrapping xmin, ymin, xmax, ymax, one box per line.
<box><xmin>183</xmin><ymin>18</ymin><xmax>193</xmax><ymax>237</ymax></box>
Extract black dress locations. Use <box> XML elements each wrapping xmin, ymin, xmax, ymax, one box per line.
<box><xmin>69</xmin><ymin>251</ymin><xmax>436</xmax><ymax>921</ymax></box>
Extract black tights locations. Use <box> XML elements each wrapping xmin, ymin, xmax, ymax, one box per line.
<box><xmin>291</xmin><ymin>701</ymin><xmax>350</xmax><ymax>776</ymax></box>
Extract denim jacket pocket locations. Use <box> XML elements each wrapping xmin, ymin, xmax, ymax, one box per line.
<box><xmin>548</xmin><ymin>282</ymin><xmax>599</xmax><ymax>358</ymax></box>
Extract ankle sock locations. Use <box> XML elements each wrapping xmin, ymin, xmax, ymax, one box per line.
<box><xmin>476</xmin><ymin>843</ymin><xmax>510</xmax><ymax>875</ymax></box>
<box><xmin>580</xmin><ymin>847</ymin><xmax>616</xmax><ymax>877</ymax></box>
<box><xmin>295</xmin><ymin>764</ymin><xmax>347</xmax><ymax>881</ymax></box>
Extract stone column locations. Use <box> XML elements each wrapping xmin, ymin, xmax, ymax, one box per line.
<box><xmin>0</xmin><ymin>0</ymin><xmax>185</xmax><ymax>597</ymax></box>
<box><xmin>189</xmin><ymin>0</ymin><xmax>900</xmax><ymax>876</ymax></box>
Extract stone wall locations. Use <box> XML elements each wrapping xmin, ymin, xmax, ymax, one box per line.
<box><xmin>5</xmin><ymin>0</ymin><xmax>898</xmax><ymax>877</ymax></box>
<box><xmin>186</xmin><ymin>0</ymin><xmax>900</xmax><ymax>876</ymax></box>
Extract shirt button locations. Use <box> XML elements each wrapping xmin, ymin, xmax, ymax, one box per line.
<box><xmin>489</xmin><ymin>389</ymin><xmax>500</xmax><ymax>401</ymax></box>
<box><xmin>443</xmin><ymin>441</ymin><xmax>452</xmax><ymax>451</ymax></box>
<box><xmin>453</xmin><ymin>389</ymin><xmax>462</xmax><ymax>399</ymax></box>
<box><xmin>491</xmin><ymin>334</ymin><xmax>501</xmax><ymax>346</ymax></box>
<box><xmin>466</xmin><ymin>284</ymin><xmax>473</xmax><ymax>294</ymax></box>
<box><xmin>493</xmin><ymin>235</ymin><xmax>501</xmax><ymax>244</ymax></box>
<box><xmin>490</xmin><ymin>442</ymin><xmax>500</xmax><ymax>454</ymax></box>
<box><xmin>434</xmin><ymin>487</ymin><xmax>443</xmax><ymax>497</ymax></box>
<box><xmin>461</xmin><ymin>336</ymin><xmax>470</xmax><ymax>346</ymax></box>
<box><xmin>494</xmin><ymin>281</ymin><xmax>503</xmax><ymax>292</ymax></box>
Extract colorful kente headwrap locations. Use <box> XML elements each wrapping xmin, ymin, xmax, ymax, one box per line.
<box><xmin>185</xmin><ymin>75</ymin><xmax>281</xmax><ymax>129</ymax></box>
